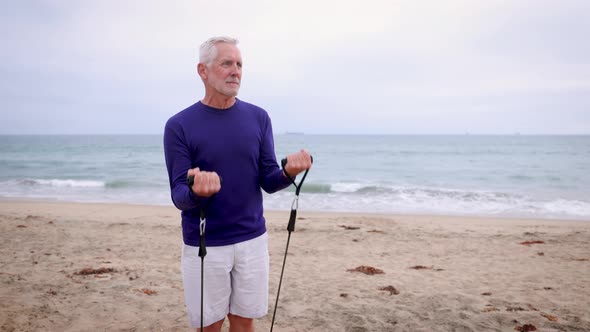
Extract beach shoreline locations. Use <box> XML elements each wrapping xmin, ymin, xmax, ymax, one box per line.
<box><xmin>1</xmin><ymin>200</ymin><xmax>589</xmax><ymax>331</ymax></box>
<box><xmin>2</xmin><ymin>196</ymin><xmax>588</xmax><ymax>223</ymax></box>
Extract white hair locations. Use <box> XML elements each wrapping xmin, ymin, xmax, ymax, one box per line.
<box><xmin>199</xmin><ymin>36</ymin><xmax>239</xmax><ymax>66</ymax></box>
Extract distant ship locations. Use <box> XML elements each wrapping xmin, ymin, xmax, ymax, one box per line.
<box><xmin>285</xmin><ymin>131</ymin><xmax>304</xmax><ymax>135</ymax></box>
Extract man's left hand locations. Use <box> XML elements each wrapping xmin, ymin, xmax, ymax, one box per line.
<box><xmin>284</xmin><ymin>149</ymin><xmax>312</xmax><ymax>177</ymax></box>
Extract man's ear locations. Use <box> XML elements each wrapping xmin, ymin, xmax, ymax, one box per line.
<box><xmin>197</xmin><ymin>63</ymin><xmax>207</xmax><ymax>80</ymax></box>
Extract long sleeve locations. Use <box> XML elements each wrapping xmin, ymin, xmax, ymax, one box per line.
<box><xmin>163</xmin><ymin>117</ymin><xmax>206</xmax><ymax>211</ymax></box>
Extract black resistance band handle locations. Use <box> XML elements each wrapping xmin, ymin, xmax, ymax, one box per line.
<box><xmin>187</xmin><ymin>174</ymin><xmax>223</xmax><ymax>188</ymax></box>
<box><xmin>281</xmin><ymin>156</ymin><xmax>313</xmax><ymax>232</ymax></box>
<box><xmin>186</xmin><ymin>174</ymin><xmax>222</xmax><ymax>216</ymax></box>
<box><xmin>187</xmin><ymin>174</ymin><xmax>223</xmax><ymax>197</ymax></box>
<box><xmin>187</xmin><ymin>174</ymin><xmax>222</xmax><ymax>258</ymax></box>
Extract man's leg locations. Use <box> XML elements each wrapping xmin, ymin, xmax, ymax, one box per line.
<box><xmin>227</xmin><ymin>314</ymin><xmax>254</xmax><ymax>332</ymax></box>
<box><xmin>228</xmin><ymin>233</ymin><xmax>270</xmax><ymax>331</ymax></box>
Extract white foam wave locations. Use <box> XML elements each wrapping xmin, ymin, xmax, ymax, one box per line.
<box><xmin>263</xmin><ymin>187</ymin><xmax>590</xmax><ymax>220</ymax></box>
<box><xmin>331</xmin><ymin>182</ymin><xmax>366</xmax><ymax>193</ymax></box>
<box><xmin>1</xmin><ymin>177</ymin><xmax>588</xmax><ymax>220</ymax></box>
<box><xmin>542</xmin><ymin>199</ymin><xmax>590</xmax><ymax>217</ymax></box>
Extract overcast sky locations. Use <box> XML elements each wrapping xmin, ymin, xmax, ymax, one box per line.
<box><xmin>1</xmin><ymin>0</ymin><xmax>589</xmax><ymax>135</ymax></box>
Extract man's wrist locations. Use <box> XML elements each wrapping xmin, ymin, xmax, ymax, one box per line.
<box><xmin>283</xmin><ymin>168</ymin><xmax>296</xmax><ymax>181</ymax></box>
<box><xmin>282</xmin><ymin>169</ymin><xmax>290</xmax><ymax>178</ymax></box>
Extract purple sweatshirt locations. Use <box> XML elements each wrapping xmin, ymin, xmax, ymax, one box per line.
<box><xmin>163</xmin><ymin>99</ymin><xmax>291</xmax><ymax>247</ymax></box>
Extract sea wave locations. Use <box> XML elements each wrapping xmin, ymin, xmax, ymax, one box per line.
<box><xmin>104</xmin><ymin>180</ymin><xmax>165</xmax><ymax>189</ymax></box>
<box><xmin>291</xmin><ymin>183</ymin><xmax>331</xmax><ymax>193</ymax></box>
<box><xmin>18</xmin><ymin>178</ymin><xmax>105</xmax><ymax>188</ymax></box>
<box><xmin>266</xmin><ymin>183</ymin><xmax>590</xmax><ymax>219</ymax></box>
<box><xmin>300</xmin><ymin>182</ymin><xmax>505</xmax><ymax>196</ymax></box>
<box><xmin>1</xmin><ymin>178</ymin><xmax>589</xmax><ymax>219</ymax></box>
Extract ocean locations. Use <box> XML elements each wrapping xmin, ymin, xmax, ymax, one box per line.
<box><xmin>1</xmin><ymin>134</ymin><xmax>589</xmax><ymax>220</ymax></box>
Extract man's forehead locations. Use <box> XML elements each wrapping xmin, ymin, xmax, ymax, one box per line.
<box><xmin>215</xmin><ymin>43</ymin><xmax>241</xmax><ymax>59</ymax></box>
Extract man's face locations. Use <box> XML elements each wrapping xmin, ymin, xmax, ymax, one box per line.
<box><xmin>205</xmin><ymin>43</ymin><xmax>242</xmax><ymax>97</ymax></box>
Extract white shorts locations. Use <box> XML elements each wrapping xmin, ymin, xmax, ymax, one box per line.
<box><xmin>181</xmin><ymin>232</ymin><xmax>269</xmax><ymax>328</ymax></box>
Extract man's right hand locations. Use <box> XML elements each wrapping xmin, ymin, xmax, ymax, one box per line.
<box><xmin>187</xmin><ymin>168</ymin><xmax>221</xmax><ymax>197</ymax></box>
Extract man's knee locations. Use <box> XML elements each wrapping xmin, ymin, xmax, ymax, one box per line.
<box><xmin>227</xmin><ymin>313</ymin><xmax>254</xmax><ymax>327</ymax></box>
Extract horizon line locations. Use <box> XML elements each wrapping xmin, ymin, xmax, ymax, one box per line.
<box><xmin>1</xmin><ymin>133</ymin><xmax>589</xmax><ymax>136</ymax></box>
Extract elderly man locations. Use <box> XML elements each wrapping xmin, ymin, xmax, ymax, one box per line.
<box><xmin>163</xmin><ymin>36</ymin><xmax>312</xmax><ymax>332</ymax></box>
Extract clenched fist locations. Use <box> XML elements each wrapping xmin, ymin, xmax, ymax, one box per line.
<box><xmin>187</xmin><ymin>168</ymin><xmax>221</xmax><ymax>197</ymax></box>
<box><xmin>284</xmin><ymin>149</ymin><xmax>312</xmax><ymax>178</ymax></box>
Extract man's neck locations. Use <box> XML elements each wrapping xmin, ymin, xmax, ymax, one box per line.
<box><xmin>201</xmin><ymin>95</ymin><xmax>236</xmax><ymax>109</ymax></box>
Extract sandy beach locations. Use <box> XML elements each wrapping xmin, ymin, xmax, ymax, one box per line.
<box><xmin>1</xmin><ymin>200</ymin><xmax>589</xmax><ymax>331</ymax></box>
